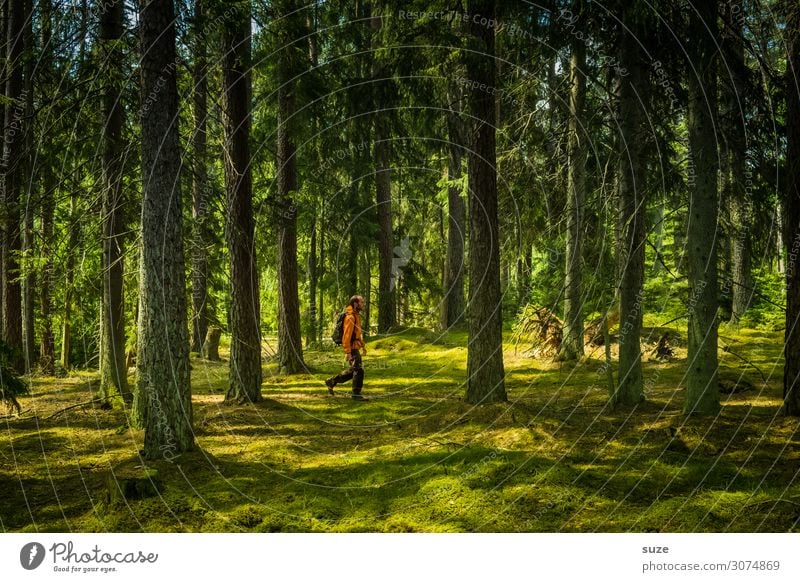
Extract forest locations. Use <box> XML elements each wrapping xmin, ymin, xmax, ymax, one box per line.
<box><xmin>1</xmin><ymin>0</ymin><xmax>799</xmax><ymax>533</ymax></box>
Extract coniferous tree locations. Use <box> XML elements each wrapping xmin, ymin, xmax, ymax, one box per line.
<box><xmin>275</xmin><ymin>0</ymin><xmax>305</xmax><ymax>374</ymax></box>
<box><xmin>614</xmin><ymin>1</ymin><xmax>647</xmax><ymax>406</ymax></box>
<box><xmin>465</xmin><ymin>0</ymin><xmax>506</xmax><ymax>405</ymax></box>
<box><xmin>684</xmin><ymin>0</ymin><xmax>720</xmax><ymax>415</ymax></box>
<box><xmin>784</xmin><ymin>0</ymin><xmax>800</xmax><ymax>416</ymax></box>
<box><xmin>223</xmin><ymin>0</ymin><xmax>263</xmax><ymax>400</ymax></box>
<box><xmin>98</xmin><ymin>0</ymin><xmax>130</xmax><ymax>405</ymax></box>
<box><xmin>133</xmin><ymin>0</ymin><xmax>194</xmax><ymax>455</ymax></box>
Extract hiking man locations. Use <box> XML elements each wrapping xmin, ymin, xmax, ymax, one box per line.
<box><xmin>326</xmin><ymin>295</ymin><xmax>368</xmax><ymax>399</ymax></box>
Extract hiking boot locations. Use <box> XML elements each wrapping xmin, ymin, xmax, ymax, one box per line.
<box><xmin>351</xmin><ymin>393</ymin><xmax>366</xmax><ymax>400</ymax></box>
<box><xmin>325</xmin><ymin>378</ymin><xmax>336</xmax><ymax>395</ymax></box>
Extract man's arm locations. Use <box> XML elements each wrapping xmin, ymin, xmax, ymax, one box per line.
<box><xmin>342</xmin><ymin>313</ymin><xmax>354</xmax><ymax>360</ymax></box>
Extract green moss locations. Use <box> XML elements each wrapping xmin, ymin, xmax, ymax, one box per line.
<box><xmin>1</xmin><ymin>326</ymin><xmax>796</xmax><ymax>532</ymax></box>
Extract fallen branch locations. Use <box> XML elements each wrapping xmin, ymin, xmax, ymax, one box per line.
<box><xmin>719</xmin><ymin>344</ymin><xmax>768</xmax><ymax>383</ymax></box>
<box><xmin>45</xmin><ymin>398</ymin><xmax>107</xmax><ymax>420</ymax></box>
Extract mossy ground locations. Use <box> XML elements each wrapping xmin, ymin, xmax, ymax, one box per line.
<box><xmin>2</xmin><ymin>324</ymin><xmax>799</xmax><ymax>532</ymax></box>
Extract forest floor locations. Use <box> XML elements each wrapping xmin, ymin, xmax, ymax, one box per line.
<box><xmin>2</xmin><ymin>323</ymin><xmax>799</xmax><ymax>532</ymax></box>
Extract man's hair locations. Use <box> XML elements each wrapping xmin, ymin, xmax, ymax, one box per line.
<box><xmin>349</xmin><ymin>295</ymin><xmax>363</xmax><ymax>308</ymax></box>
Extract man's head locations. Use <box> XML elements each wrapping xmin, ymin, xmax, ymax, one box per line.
<box><xmin>349</xmin><ymin>295</ymin><xmax>365</xmax><ymax>313</ymax></box>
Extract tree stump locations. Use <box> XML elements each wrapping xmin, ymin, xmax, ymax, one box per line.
<box><xmin>103</xmin><ymin>462</ymin><xmax>161</xmax><ymax>508</ymax></box>
<box><xmin>202</xmin><ymin>326</ymin><xmax>221</xmax><ymax>361</ymax></box>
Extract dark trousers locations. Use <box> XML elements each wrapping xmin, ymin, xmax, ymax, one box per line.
<box><xmin>332</xmin><ymin>349</ymin><xmax>364</xmax><ymax>394</ymax></box>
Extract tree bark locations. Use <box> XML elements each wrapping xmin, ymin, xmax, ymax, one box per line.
<box><xmin>99</xmin><ymin>0</ymin><xmax>130</xmax><ymax>405</ymax></box>
<box><xmin>0</xmin><ymin>0</ymin><xmax>5</xmax><ymax>338</ymax></box>
<box><xmin>2</xmin><ymin>0</ymin><xmax>25</xmax><ymax>373</ymax></box>
<box><xmin>38</xmin><ymin>0</ymin><xmax>56</xmax><ymax>375</ymax></box>
<box><xmin>371</xmin><ymin>5</ymin><xmax>396</xmax><ymax>333</ymax></box>
<box><xmin>191</xmin><ymin>0</ymin><xmax>209</xmax><ymax>354</ymax></box>
<box><xmin>223</xmin><ymin>0</ymin><xmax>264</xmax><ymax>400</ymax></box>
<box><xmin>306</xmin><ymin>8</ymin><xmax>319</xmax><ymax>347</ymax></box>
<box><xmin>561</xmin><ymin>39</ymin><xmax>586</xmax><ymax>361</ymax></box>
<box><xmin>685</xmin><ymin>0</ymin><xmax>720</xmax><ymax>415</ymax></box>
<box><xmin>465</xmin><ymin>0</ymin><xmax>506</xmax><ymax>405</ymax></box>
<box><xmin>21</xmin><ymin>0</ymin><xmax>34</xmax><ymax>374</ymax></box>
<box><xmin>614</xmin><ymin>4</ymin><xmax>646</xmax><ymax>406</ymax></box>
<box><xmin>133</xmin><ymin>0</ymin><xmax>194</xmax><ymax>456</ymax></box>
<box><xmin>722</xmin><ymin>0</ymin><xmax>752</xmax><ymax>324</ymax></box>
<box><xmin>61</xmin><ymin>191</ymin><xmax>78</xmax><ymax>370</ymax></box>
<box><xmin>784</xmin><ymin>0</ymin><xmax>800</xmax><ymax>415</ymax></box>
<box><xmin>275</xmin><ymin>0</ymin><xmax>305</xmax><ymax>374</ymax></box>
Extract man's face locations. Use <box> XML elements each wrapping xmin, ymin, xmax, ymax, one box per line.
<box><xmin>356</xmin><ymin>298</ymin><xmax>364</xmax><ymax>312</ymax></box>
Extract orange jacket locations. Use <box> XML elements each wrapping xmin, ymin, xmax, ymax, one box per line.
<box><xmin>342</xmin><ymin>305</ymin><xmax>364</xmax><ymax>354</ymax></box>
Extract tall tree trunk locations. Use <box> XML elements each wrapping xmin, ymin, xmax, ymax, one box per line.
<box><xmin>0</xmin><ymin>0</ymin><xmax>5</xmax><ymax>339</ymax></box>
<box><xmin>133</xmin><ymin>0</ymin><xmax>193</xmax><ymax>456</ymax></box>
<box><xmin>784</xmin><ymin>0</ymin><xmax>800</xmax><ymax>415</ymax></box>
<box><xmin>39</xmin><ymin>175</ymin><xmax>55</xmax><ymax>374</ymax></box>
<box><xmin>306</xmin><ymin>7</ymin><xmax>318</xmax><ymax>347</ymax></box>
<box><xmin>775</xmin><ymin>203</ymin><xmax>785</xmax><ymax>273</ymax></box>
<box><xmin>371</xmin><ymin>6</ymin><xmax>396</xmax><ymax>333</ymax></box>
<box><xmin>723</xmin><ymin>0</ymin><xmax>752</xmax><ymax>324</ymax></box>
<box><xmin>38</xmin><ymin>0</ymin><xmax>56</xmax><ymax>375</ymax></box>
<box><xmin>443</xmin><ymin>91</ymin><xmax>466</xmax><ymax>329</ymax></box>
<box><xmin>308</xmin><ymin>214</ymin><xmax>317</xmax><ymax>346</ymax></box>
<box><xmin>191</xmin><ymin>0</ymin><xmax>209</xmax><ymax>354</ymax></box>
<box><xmin>2</xmin><ymin>0</ymin><xmax>25</xmax><ymax>373</ymax></box>
<box><xmin>61</xmin><ymin>191</ymin><xmax>77</xmax><ymax>370</ymax></box>
<box><xmin>275</xmin><ymin>0</ymin><xmax>305</xmax><ymax>374</ymax></box>
<box><xmin>223</xmin><ymin>0</ymin><xmax>263</xmax><ymax>400</ymax></box>
<box><xmin>318</xmin><ymin>209</ymin><xmax>324</xmax><ymax>341</ymax></box>
<box><xmin>465</xmin><ymin>0</ymin><xmax>506</xmax><ymax>405</ymax></box>
<box><xmin>21</xmin><ymin>0</ymin><xmax>34</xmax><ymax>374</ymax></box>
<box><xmin>685</xmin><ymin>0</ymin><xmax>720</xmax><ymax>415</ymax></box>
<box><xmin>561</xmin><ymin>39</ymin><xmax>586</xmax><ymax>361</ymax></box>
<box><xmin>60</xmin><ymin>0</ymin><xmax>88</xmax><ymax>371</ymax></box>
<box><xmin>614</xmin><ymin>4</ymin><xmax>646</xmax><ymax>406</ymax></box>
<box><xmin>99</xmin><ymin>0</ymin><xmax>130</xmax><ymax>405</ymax></box>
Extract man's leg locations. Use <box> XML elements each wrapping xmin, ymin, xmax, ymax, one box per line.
<box><xmin>351</xmin><ymin>350</ymin><xmax>364</xmax><ymax>397</ymax></box>
<box><xmin>327</xmin><ymin>352</ymin><xmax>356</xmax><ymax>393</ymax></box>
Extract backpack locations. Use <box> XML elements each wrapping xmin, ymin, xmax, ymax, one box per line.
<box><xmin>331</xmin><ymin>311</ymin><xmax>348</xmax><ymax>345</ymax></box>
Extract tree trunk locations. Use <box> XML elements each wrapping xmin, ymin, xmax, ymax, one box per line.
<box><xmin>202</xmin><ymin>326</ymin><xmax>221</xmax><ymax>361</ymax></box>
<box><xmin>133</xmin><ymin>0</ymin><xmax>193</xmax><ymax>457</ymax></box>
<box><xmin>372</xmin><ymin>7</ymin><xmax>396</xmax><ymax>333</ymax></box>
<box><xmin>784</xmin><ymin>0</ymin><xmax>800</xmax><ymax>415</ymax></box>
<box><xmin>614</xmin><ymin>6</ymin><xmax>646</xmax><ymax>406</ymax></box>
<box><xmin>306</xmin><ymin>9</ymin><xmax>319</xmax><ymax>347</ymax></box>
<box><xmin>61</xmin><ymin>191</ymin><xmax>78</xmax><ymax>370</ymax></box>
<box><xmin>723</xmin><ymin>0</ymin><xmax>752</xmax><ymax>324</ymax></box>
<box><xmin>21</xmin><ymin>0</ymin><xmax>34</xmax><ymax>374</ymax></box>
<box><xmin>223</xmin><ymin>0</ymin><xmax>264</xmax><ymax>400</ymax></box>
<box><xmin>465</xmin><ymin>0</ymin><xmax>506</xmax><ymax>405</ymax></box>
<box><xmin>275</xmin><ymin>0</ymin><xmax>305</xmax><ymax>374</ymax></box>
<box><xmin>99</xmin><ymin>0</ymin><xmax>130</xmax><ymax>405</ymax></box>
<box><xmin>38</xmin><ymin>0</ymin><xmax>56</xmax><ymax>375</ymax></box>
<box><xmin>191</xmin><ymin>0</ymin><xmax>209</xmax><ymax>354</ymax></box>
<box><xmin>685</xmin><ymin>0</ymin><xmax>720</xmax><ymax>415</ymax></box>
<box><xmin>308</xmin><ymin>213</ymin><xmax>317</xmax><ymax>346</ymax></box>
<box><xmin>39</xmin><ymin>168</ymin><xmax>56</xmax><ymax>375</ymax></box>
<box><xmin>318</xmin><ymin>209</ymin><xmax>324</xmax><ymax>341</ymax></box>
<box><xmin>2</xmin><ymin>0</ymin><xmax>25</xmax><ymax>373</ymax></box>
<box><xmin>561</xmin><ymin>40</ymin><xmax>586</xmax><ymax>361</ymax></box>
<box><xmin>444</xmin><ymin>95</ymin><xmax>466</xmax><ymax>329</ymax></box>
